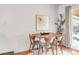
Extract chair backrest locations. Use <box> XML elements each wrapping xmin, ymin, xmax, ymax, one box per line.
<box><xmin>40</xmin><ymin>33</ymin><xmax>55</xmax><ymax>44</ymax></box>
<box><xmin>29</xmin><ymin>33</ymin><xmax>41</xmax><ymax>43</ymax></box>
<box><xmin>29</xmin><ymin>34</ymin><xmax>36</xmax><ymax>44</ymax></box>
<box><xmin>56</xmin><ymin>32</ymin><xmax>62</xmax><ymax>41</ymax></box>
<box><xmin>49</xmin><ymin>33</ymin><xmax>56</xmax><ymax>43</ymax></box>
<box><xmin>39</xmin><ymin>37</ymin><xmax>46</xmax><ymax>43</ymax></box>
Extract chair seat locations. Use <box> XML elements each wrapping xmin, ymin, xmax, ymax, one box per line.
<box><xmin>33</xmin><ymin>40</ymin><xmax>40</xmax><ymax>45</ymax></box>
<box><xmin>33</xmin><ymin>40</ymin><xmax>47</xmax><ymax>46</ymax></box>
<box><xmin>39</xmin><ymin>43</ymin><xmax>47</xmax><ymax>46</ymax></box>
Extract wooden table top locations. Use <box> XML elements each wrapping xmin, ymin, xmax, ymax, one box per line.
<box><xmin>30</xmin><ymin>32</ymin><xmax>62</xmax><ymax>43</ymax></box>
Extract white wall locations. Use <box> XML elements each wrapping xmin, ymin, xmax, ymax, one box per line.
<box><xmin>0</xmin><ymin>4</ymin><xmax>59</xmax><ymax>53</ymax></box>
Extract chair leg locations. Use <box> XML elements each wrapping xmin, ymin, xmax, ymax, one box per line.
<box><xmin>32</xmin><ymin>44</ymin><xmax>35</xmax><ymax>50</ymax></box>
<box><xmin>37</xmin><ymin>44</ymin><xmax>39</xmax><ymax>49</ymax></box>
<box><xmin>55</xmin><ymin>39</ymin><xmax>58</xmax><ymax>55</ymax></box>
<box><xmin>38</xmin><ymin>45</ymin><xmax>44</xmax><ymax>55</ymax></box>
<box><xmin>51</xmin><ymin>47</ymin><xmax>54</xmax><ymax>55</ymax></box>
<box><xmin>42</xmin><ymin>47</ymin><xmax>43</xmax><ymax>52</ymax></box>
<box><xmin>29</xmin><ymin>44</ymin><xmax>32</xmax><ymax>52</ymax></box>
<box><xmin>45</xmin><ymin>46</ymin><xmax>48</xmax><ymax>55</ymax></box>
<box><xmin>56</xmin><ymin>45</ymin><xmax>58</xmax><ymax>55</ymax></box>
<box><xmin>38</xmin><ymin>45</ymin><xmax>40</xmax><ymax>55</ymax></box>
<box><xmin>60</xmin><ymin>42</ymin><xmax>63</xmax><ymax>54</ymax></box>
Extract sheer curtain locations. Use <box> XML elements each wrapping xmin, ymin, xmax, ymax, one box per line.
<box><xmin>64</xmin><ymin>6</ymin><xmax>72</xmax><ymax>48</ymax></box>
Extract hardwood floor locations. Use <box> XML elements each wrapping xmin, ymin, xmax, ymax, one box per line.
<box><xmin>15</xmin><ymin>46</ymin><xmax>79</xmax><ymax>55</ymax></box>
<box><xmin>15</xmin><ymin>50</ymin><xmax>32</xmax><ymax>55</ymax></box>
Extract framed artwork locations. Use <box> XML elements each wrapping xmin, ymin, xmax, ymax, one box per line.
<box><xmin>36</xmin><ymin>15</ymin><xmax>49</xmax><ymax>31</ymax></box>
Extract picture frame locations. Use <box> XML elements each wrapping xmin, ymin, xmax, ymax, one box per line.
<box><xmin>36</xmin><ymin>15</ymin><xmax>49</xmax><ymax>31</ymax></box>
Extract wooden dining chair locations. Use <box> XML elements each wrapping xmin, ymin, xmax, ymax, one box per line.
<box><xmin>47</xmin><ymin>33</ymin><xmax>56</xmax><ymax>55</ymax></box>
<box><xmin>37</xmin><ymin>33</ymin><xmax>51</xmax><ymax>55</ymax></box>
<box><xmin>55</xmin><ymin>32</ymin><xmax>63</xmax><ymax>54</ymax></box>
<box><xmin>38</xmin><ymin>36</ymin><xmax>47</xmax><ymax>54</ymax></box>
<box><xmin>29</xmin><ymin>33</ymin><xmax>40</xmax><ymax>51</ymax></box>
<box><xmin>39</xmin><ymin>33</ymin><xmax>55</xmax><ymax>55</ymax></box>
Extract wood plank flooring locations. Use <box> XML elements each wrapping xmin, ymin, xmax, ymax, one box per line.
<box><xmin>15</xmin><ymin>46</ymin><xmax>79</xmax><ymax>55</ymax></box>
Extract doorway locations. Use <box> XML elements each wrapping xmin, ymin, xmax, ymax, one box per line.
<box><xmin>71</xmin><ymin>5</ymin><xmax>79</xmax><ymax>50</ymax></box>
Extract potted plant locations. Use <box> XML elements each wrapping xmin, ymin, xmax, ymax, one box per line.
<box><xmin>55</xmin><ymin>14</ymin><xmax>65</xmax><ymax>34</ymax></box>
